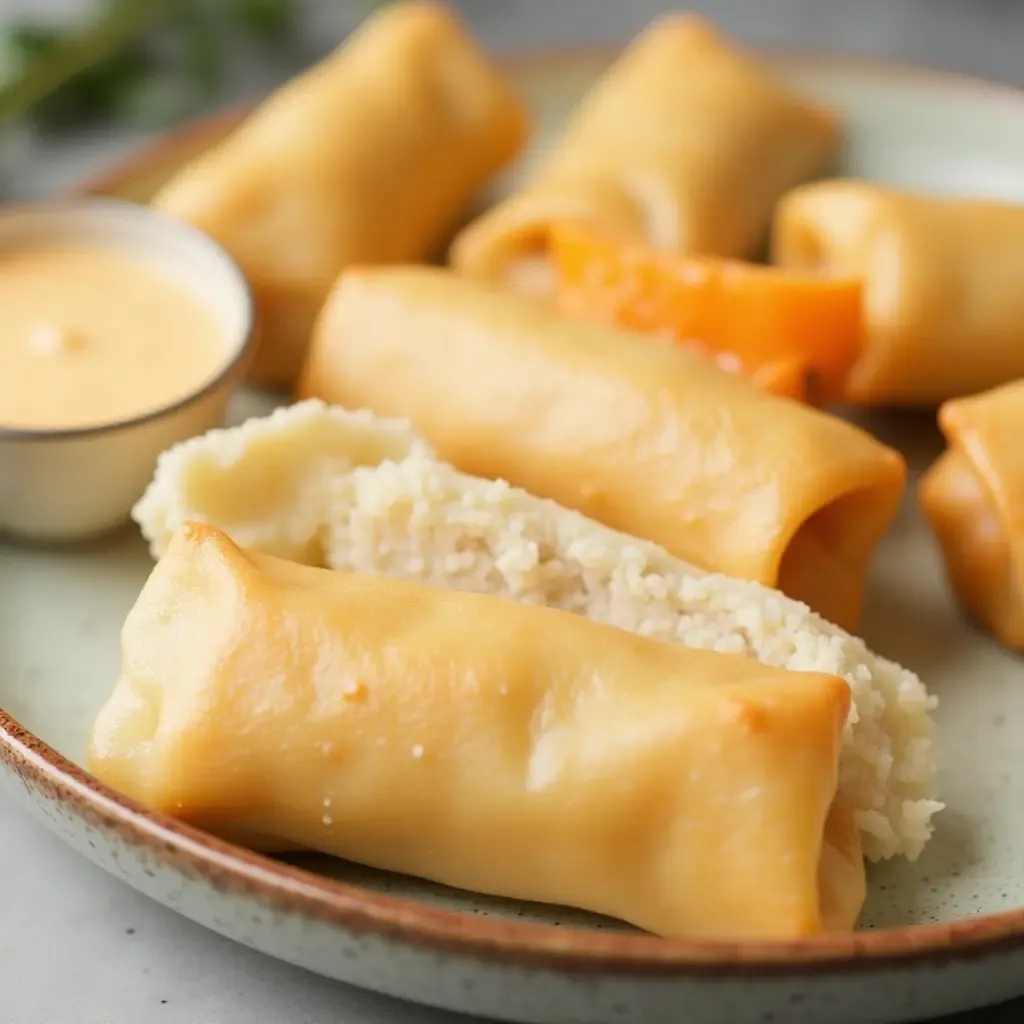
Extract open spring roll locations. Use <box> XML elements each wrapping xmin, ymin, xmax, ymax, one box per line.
<box><xmin>152</xmin><ymin>1</ymin><xmax>527</xmax><ymax>388</ymax></box>
<box><xmin>90</xmin><ymin>522</ymin><xmax>864</xmax><ymax>939</ymax></box>
<box><xmin>919</xmin><ymin>380</ymin><xmax>1024</xmax><ymax>648</ymax></box>
<box><xmin>296</xmin><ymin>267</ymin><xmax>906</xmax><ymax>632</ymax></box>
<box><xmin>449</xmin><ymin>14</ymin><xmax>838</xmax><ymax>296</ymax></box>
<box><xmin>773</xmin><ymin>180</ymin><xmax>1024</xmax><ymax>406</ymax></box>
<box><xmin>134</xmin><ymin>401</ymin><xmax>941</xmax><ymax>862</ymax></box>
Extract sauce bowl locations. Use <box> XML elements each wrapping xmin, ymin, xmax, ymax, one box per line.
<box><xmin>0</xmin><ymin>198</ymin><xmax>254</xmax><ymax>543</ymax></box>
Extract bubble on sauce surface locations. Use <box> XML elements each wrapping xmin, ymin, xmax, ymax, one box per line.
<box><xmin>28</xmin><ymin>323</ymin><xmax>80</xmax><ymax>357</ymax></box>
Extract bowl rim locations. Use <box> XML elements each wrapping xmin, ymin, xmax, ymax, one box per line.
<box><xmin>0</xmin><ymin>196</ymin><xmax>256</xmax><ymax>442</ymax></box>
<box><xmin>6</xmin><ymin>43</ymin><xmax>1024</xmax><ymax>976</ymax></box>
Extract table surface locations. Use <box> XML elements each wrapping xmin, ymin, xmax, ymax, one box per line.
<box><xmin>6</xmin><ymin>1</ymin><xmax>1024</xmax><ymax>1021</ymax></box>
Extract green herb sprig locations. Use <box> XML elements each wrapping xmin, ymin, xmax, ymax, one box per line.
<box><xmin>0</xmin><ymin>0</ymin><xmax>299</xmax><ymax>131</ymax></box>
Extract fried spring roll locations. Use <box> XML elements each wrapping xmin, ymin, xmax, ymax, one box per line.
<box><xmin>133</xmin><ymin>400</ymin><xmax>942</xmax><ymax>864</ymax></box>
<box><xmin>152</xmin><ymin>1</ymin><xmax>528</xmax><ymax>388</ymax></box>
<box><xmin>919</xmin><ymin>380</ymin><xmax>1024</xmax><ymax>648</ymax></box>
<box><xmin>90</xmin><ymin>522</ymin><xmax>864</xmax><ymax>939</ymax></box>
<box><xmin>773</xmin><ymin>180</ymin><xmax>1024</xmax><ymax>406</ymax></box>
<box><xmin>449</xmin><ymin>14</ymin><xmax>838</xmax><ymax>296</ymax></box>
<box><xmin>297</xmin><ymin>267</ymin><xmax>906</xmax><ymax>631</ymax></box>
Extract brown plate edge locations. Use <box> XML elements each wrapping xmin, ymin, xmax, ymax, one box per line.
<box><xmin>7</xmin><ymin>41</ymin><xmax>1024</xmax><ymax>977</ymax></box>
<box><xmin>5</xmin><ymin>702</ymin><xmax>1024</xmax><ymax>977</ymax></box>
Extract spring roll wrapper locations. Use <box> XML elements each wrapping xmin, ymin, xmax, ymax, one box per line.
<box><xmin>919</xmin><ymin>380</ymin><xmax>1024</xmax><ymax>648</ymax></box>
<box><xmin>774</xmin><ymin>180</ymin><xmax>1024</xmax><ymax>406</ymax></box>
<box><xmin>298</xmin><ymin>267</ymin><xmax>905</xmax><ymax>631</ymax></box>
<box><xmin>449</xmin><ymin>14</ymin><xmax>838</xmax><ymax>296</ymax></box>
<box><xmin>152</xmin><ymin>1</ymin><xmax>528</xmax><ymax>389</ymax></box>
<box><xmin>89</xmin><ymin>524</ymin><xmax>863</xmax><ymax>940</ymax></box>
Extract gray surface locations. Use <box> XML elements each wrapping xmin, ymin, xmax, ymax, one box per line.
<box><xmin>4</xmin><ymin>1</ymin><xmax>1024</xmax><ymax>1021</ymax></box>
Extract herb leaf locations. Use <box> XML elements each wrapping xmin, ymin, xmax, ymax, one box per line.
<box><xmin>0</xmin><ymin>0</ymin><xmax>300</xmax><ymax>131</ymax></box>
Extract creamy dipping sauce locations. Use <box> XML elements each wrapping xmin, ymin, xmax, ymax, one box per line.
<box><xmin>0</xmin><ymin>243</ymin><xmax>227</xmax><ymax>430</ymax></box>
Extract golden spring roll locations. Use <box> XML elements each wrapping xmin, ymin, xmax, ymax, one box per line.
<box><xmin>773</xmin><ymin>180</ymin><xmax>1024</xmax><ymax>406</ymax></box>
<box><xmin>89</xmin><ymin>522</ymin><xmax>865</xmax><ymax>939</ymax></box>
<box><xmin>297</xmin><ymin>268</ymin><xmax>906</xmax><ymax>631</ymax></box>
<box><xmin>919</xmin><ymin>380</ymin><xmax>1024</xmax><ymax>648</ymax></box>
<box><xmin>152</xmin><ymin>1</ymin><xmax>528</xmax><ymax>388</ymax></box>
<box><xmin>449</xmin><ymin>13</ymin><xmax>838</xmax><ymax>296</ymax></box>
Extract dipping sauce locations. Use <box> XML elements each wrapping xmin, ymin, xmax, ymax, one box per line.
<box><xmin>0</xmin><ymin>243</ymin><xmax>228</xmax><ymax>431</ymax></box>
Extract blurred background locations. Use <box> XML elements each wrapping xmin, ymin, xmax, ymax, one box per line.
<box><xmin>1</xmin><ymin>0</ymin><xmax>1023</xmax><ymax>197</ymax></box>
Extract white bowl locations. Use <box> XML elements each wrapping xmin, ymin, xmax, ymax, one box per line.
<box><xmin>0</xmin><ymin>198</ymin><xmax>254</xmax><ymax>543</ymax></box>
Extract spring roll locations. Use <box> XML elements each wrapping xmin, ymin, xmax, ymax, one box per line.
<box><xmin>152</xmin><ymin>1</ymin><xmax>528</xmax><ymax>388</ymax></box>
<box><xmin>773</xmin><ymin>180</ymin><xmax>1024</xmax><ymax>406</ymax></box>
<box><xmin>90</xmin><ymin>522</ymin><xmax>864</xmax><ymax>939</ymax></box>
<box><xmin>919</xmin><ymin>380</ymin><xmax>1024</xmax><ymax>648</ymax></box>
<box><xmin>133</xmin><ymin>401</ymin><xmax>941</xmax><ymax>862</ymax></box>
<box><xmin>296</xmin><ymin>267</ymin><xmax>906</xmax><ymax>632</ymax></box>
<box><xmin>449</xmin><ymin>14</ymin><xmax>838</xmax><ymax>296</ymax></box>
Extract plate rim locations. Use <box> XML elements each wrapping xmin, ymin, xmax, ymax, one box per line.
<box><xmin>6</xmin><ymin>702</ymin><xmax>1023</xmax><ymax>976</ymax></box>
<box><xmin>7</xmin><ymin>41</ymin><xmax>1024</xmax><ymax>976</ymax></box>
<box><xmin>74</xmin><ymin>45</ymin><xmax>1024</xmax><ymax>201</ymax></box>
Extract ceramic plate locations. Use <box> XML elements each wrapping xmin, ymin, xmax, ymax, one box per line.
<box><xmin>4</xmin><ymin>48</ymin><xmax>1024</xmax><ymax>1024</ymax></box>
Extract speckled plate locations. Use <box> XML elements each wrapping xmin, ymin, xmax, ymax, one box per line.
<box><xmin>4</xmin><ymin>48</ymin><xmax>1024</xmax><ymax>1024</ymax></box>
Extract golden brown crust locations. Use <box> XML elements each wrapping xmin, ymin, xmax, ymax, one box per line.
<box><xmin>154</xmin><ymin>2</ymin><xmax>528</xmax><ymax>388</ymax></box>
<box><xmin>450</xmin><ymin>14</ymin><xmax>838</xmax><ymax>294</ymax></box>
<box><xmin>89</xmin><ymin>521</ymin><xmax>862</xmax><ymax>940</ymax></box>
<box><xmin>920</xmin><ymin>380</ymin><xmax>1024</xmax><ymax>647</ymax></box>
<box><xmin>774</xmin><ymin>180</ymin><xmax>1024</xmax><ymax>406</ymax></box>
<box><xmin>299</xmin><ymin>266</ymin><xmax>905</xmax><ymax>629</ymax></box>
